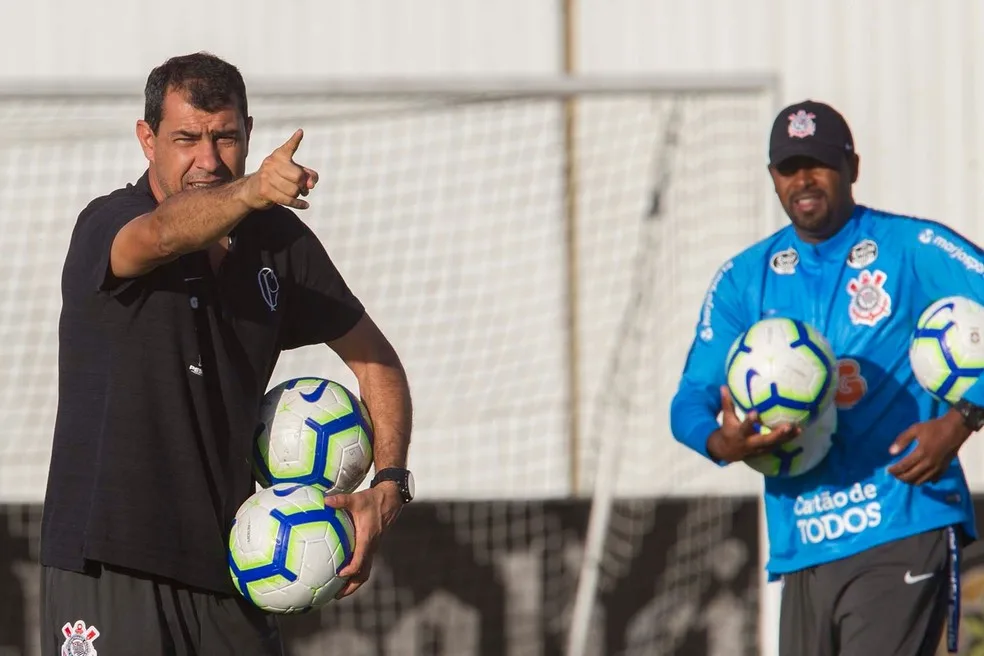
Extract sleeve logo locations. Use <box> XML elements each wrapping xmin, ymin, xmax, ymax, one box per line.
<box><xmin>698</xmin><ymin>260</ymin><xmax>734</xmax><ymax>342</ymax></box>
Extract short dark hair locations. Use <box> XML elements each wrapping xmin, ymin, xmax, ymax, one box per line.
<box><xmin>143</xmin><ymin>52</ymin><xmax>248</xmax><ymax>134</ymax></box>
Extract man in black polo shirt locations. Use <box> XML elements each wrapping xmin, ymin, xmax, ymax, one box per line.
<box><xmin>39</xmin><ymin>52</ymin><xmax>414</xmax><ymax>655</ymax></box>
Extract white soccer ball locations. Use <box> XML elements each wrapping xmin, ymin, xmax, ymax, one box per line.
<box><xmin>909</xmin><ymin>296</ymin><xmax>984</xmax><ymax>404</ymax></box>
<box><xmin>739</xmin><ymin>401</ymin><xmax>837</xmax><ymax>477</ymax></box>
<box><xmin>254</xmin><ymin>377</ymin><xmax>374</xmax><ymax>494</ymax></box>
<box><xmin>228</xmin><ymin>483</ymin><xmax>355</xmax><ymax>614</ymax></box>
<box><xmin>725</xmin><ymin>317</ymin><xmax>838</xmax><ymax>429</ymax></box>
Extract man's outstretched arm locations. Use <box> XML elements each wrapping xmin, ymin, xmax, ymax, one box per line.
<box><xmin>111</xmin><ymin>129</ymin><xmax>317</xmax><ymax>278</ymax></box>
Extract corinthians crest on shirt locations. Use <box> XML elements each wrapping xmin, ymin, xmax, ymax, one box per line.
<box><xmin>846</xmin><ymin>269</ymin><xmax>891</xmax><ymax>327</ymax></box>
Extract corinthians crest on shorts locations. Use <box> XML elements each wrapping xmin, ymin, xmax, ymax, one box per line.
<box><xmin>61</xmin><ymin>620</ymin><xmax>100</xmax><ymax>656</ymax></box>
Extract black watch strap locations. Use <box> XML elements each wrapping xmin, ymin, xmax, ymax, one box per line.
<box><xmin>955</xmin><ymin>399</ymin><xmax>984</xmax><ymax>432</ymax></box>
<box><xmin>371</xmin><ymin>467</ymin><xmax>414</xmax><ymax>503</ymax></box>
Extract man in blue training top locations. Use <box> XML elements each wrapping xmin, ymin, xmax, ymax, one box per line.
<box><xmin>671</xmin><ymin>99</ymin><xmax>983</xmax><ymax>656</ymax></box>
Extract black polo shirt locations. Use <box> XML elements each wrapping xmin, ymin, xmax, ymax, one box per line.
<box><xmin>40</xmin><ymin>171</ymin><xmax>365</xmax><ymax>594</ymax></box>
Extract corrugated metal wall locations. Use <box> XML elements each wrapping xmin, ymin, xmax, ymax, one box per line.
<box><xmin>0</xmin><ymin>0</ymin><xmax>559</xmax><ymax>77</ymax></box>
<box><xmin>579</xmin><ymin>0</ymin><xmax>984</xmax><ymax>239</ymax></box>
<box><xmin>2</xmin><ymin>0</ymin><xmax>981</xmax><ymax>231</ymax></box>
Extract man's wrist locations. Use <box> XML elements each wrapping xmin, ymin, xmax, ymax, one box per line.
<box><xmin>372</xmin><ymin>481</ymin><xmax>405</xmax><ymax>525</ymax></box>
<box><xmin>228</xmin><ymin>175</ymin><xmax>257</xmax><ymax>212</ymax></box>
<box><xmin>370</xmin><ymin>467</ymin><xmax>414</xmax><ymax>503</ymax></box>
<box><xmin>373</xmin><ymin>479</ymin><xmax>402</xmax><ymax>499</ymax></box>
<box><xmin>946</xmin><ymin>404</ymin><xmax>977</xmax><ymax>440</ymax></box>
<box><xmin>706</xmin><ymin>429</ymin><xmax>733</xmax><ymax>463</ymax></box>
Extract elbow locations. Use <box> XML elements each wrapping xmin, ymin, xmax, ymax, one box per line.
<box><xmin>352</xmin><ymin>341</ymin><xmax>409</xmax><ymax>392</ymax></box>
<box><xmin>669</xmin><ymin>399</ymin><xmax>687</xmax><ymax>446</ymax></box>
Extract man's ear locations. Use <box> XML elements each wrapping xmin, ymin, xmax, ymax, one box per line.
<box><xmin>244</xmin><ymin>115</ymin><xmax>253</xmax><ymax>157</ymax></box>
<box><xmin>136</xmin><ymin>120</ymin><xmax>156</xmax><ymax>163</ymax></box>
<box><xmin>766</xmin><ymin>164</ymin><xmax>782</xmax><ymax>195</ymax></box>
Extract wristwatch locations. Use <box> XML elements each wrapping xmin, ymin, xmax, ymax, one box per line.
<box><xmin>954</xmin><ymin>399</ymin><xmax>984</xmax><ymax>432</ymax></box>
<box><xmin>370</xmin><ymin>467</ymin><xmax>415</xmax><ymax>504</ymax></box>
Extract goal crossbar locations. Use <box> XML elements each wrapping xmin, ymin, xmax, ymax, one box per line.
<box><xmin>0</xmin><ymin>73</ymin><xmax>779</xmax><ymax>100</ymax></box>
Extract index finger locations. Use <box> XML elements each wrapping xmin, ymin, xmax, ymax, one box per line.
<box><xmin>738</xmin><ymin>408</ymin><xmax>761</xmax><ymax>435</ymax></box>
<box><xmin>720</xmin><ymin>387</ymin><xmax>755</xmax><ymax>423</ymax></box>
<box><xmin>276</xmin><ymin>128</ymin><xmax>304</xmax><ymax>157</ymax></box>
<box><xmin>887</xmin><ymin>448</ymin><xmax>923</xmax><ymax>478</ymax></box>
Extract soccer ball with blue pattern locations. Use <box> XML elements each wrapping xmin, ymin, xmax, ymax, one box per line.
<box><xmin>739</xmin><ymin>401</ymin><xmax>837</xmax><ymax>477</ymax></box>
<box><xmin>254</xmin><ymin>377</ymin><xmax>374</xmax><ymax>494</ymax></box>
<box><xmin>229</xmin><ymin>483</ymin><xmax>355</xmax><ymax>613</ymax></box>
<box><xmin>726</xmin><ymin>317</ymin><xmax>838</xmax><ymax>429</ymax></box>
<box><xmin>910</xmin><ymin>296</ymin><xmax>984</xmax><ymax>404</ymax></box>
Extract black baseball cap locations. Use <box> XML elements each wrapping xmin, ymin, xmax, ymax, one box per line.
<box><xmin>768</xmin><ymin>100</ymin><xmax>854</xmax><ymax>169</ymax></box>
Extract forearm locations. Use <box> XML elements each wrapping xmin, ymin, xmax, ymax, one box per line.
<box><xmin>359</xmin><ymin>358</ymin><xmax>412</xmax><ymax>472</ymax></box>
<box><xmin>670</xmin><ymin>388</ymin><xmax>728</xmax><ymax>465</ymax></box>
<box><xmin>153</xmin><ymin>177</ymin><xmax>253</xmax><ymax>255</ymax></box>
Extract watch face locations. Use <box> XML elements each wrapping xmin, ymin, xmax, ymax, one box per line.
<box><xmin>406</xmin><ymin>471</ymin><xmax>415</xmax><ymax>500</ymax></box>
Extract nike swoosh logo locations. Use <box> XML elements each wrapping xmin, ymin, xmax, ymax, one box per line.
<box><xmin>904</xmin><ymin>571</ymin><xmax>934</xmax><ymax>584</ymax></box>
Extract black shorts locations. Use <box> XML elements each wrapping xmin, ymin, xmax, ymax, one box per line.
<box><xmin>779</xmin><ymin>527</ymin><xmax>961</xmax><ymax>656</ymax></box>
<box><xmin>40</xmin><ymin>563</ymin><xmax>284</xmax><ymax>656</ymax></box>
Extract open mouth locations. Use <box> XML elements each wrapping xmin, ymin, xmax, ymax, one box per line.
<box><xmin>792</xmin><ymin>192</ymin><xmax>824</xmax><ymax>213</ymax></box>
<box><xmin>187</xmin><ymin>180</ymin><xmax>224</xmax><ymax>190</ymax></box>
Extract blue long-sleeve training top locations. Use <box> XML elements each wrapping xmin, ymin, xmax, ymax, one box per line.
<box><xmin>671</xmin><ymin>204</ymin><xmax>979</xmax><ymax>576</ymax></box>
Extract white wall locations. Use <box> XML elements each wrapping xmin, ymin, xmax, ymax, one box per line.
<box><xmin>0</xmin><ymin>0</ymin><xmax>559</xmax><ymax>78</ymax></box>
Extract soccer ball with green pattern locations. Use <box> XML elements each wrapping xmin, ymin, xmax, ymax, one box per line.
<box><xmin>726</xmin><ymin>317</ymin><xmax>838</xmax><ymax>429</ymax></box>
<box><xmin>910</xmin><ymin>296</ymin><xmax>984</xmax><ymax>404</ymax></box>
<box><xmin>228</xmin><ymin>483</ymin><xmax>355</xmax><ymax>613</ymax></box>
<box><xmin>254</xmin><ymin>377</ymin><xmax>373</xmax><ymax>494</ymax></box>
<box><xmin>739</xmin><ymin>401</ymin><xmax>837</xmax><ymax>477</ymax></box>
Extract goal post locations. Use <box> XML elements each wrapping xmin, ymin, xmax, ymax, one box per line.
<box><xmin>0</xmin><ymin>74</ymin><xmax>781</xmax><ymax>654</ymax></box>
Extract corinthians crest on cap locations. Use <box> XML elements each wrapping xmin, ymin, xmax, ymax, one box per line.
<box><xmin>788</xmin><ymin>110</ymin><xmax>817</xmax><ymax>139</ymax></box>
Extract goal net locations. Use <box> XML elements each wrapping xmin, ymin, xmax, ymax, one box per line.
<box><xmin>0</xmin><ymin>76</ymin><xmax>777</xmax><ymax>655</ymax></box>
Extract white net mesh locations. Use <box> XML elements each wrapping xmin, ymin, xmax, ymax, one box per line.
<box><xmin>0</xmin><ymin>80</ymin><xmax>776</xmax><ymax>655</ymax></box>
<box><xmin>0</xmin><ymin>82</ymin><xmax>775</xmax><ymax>504</ymax></box>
